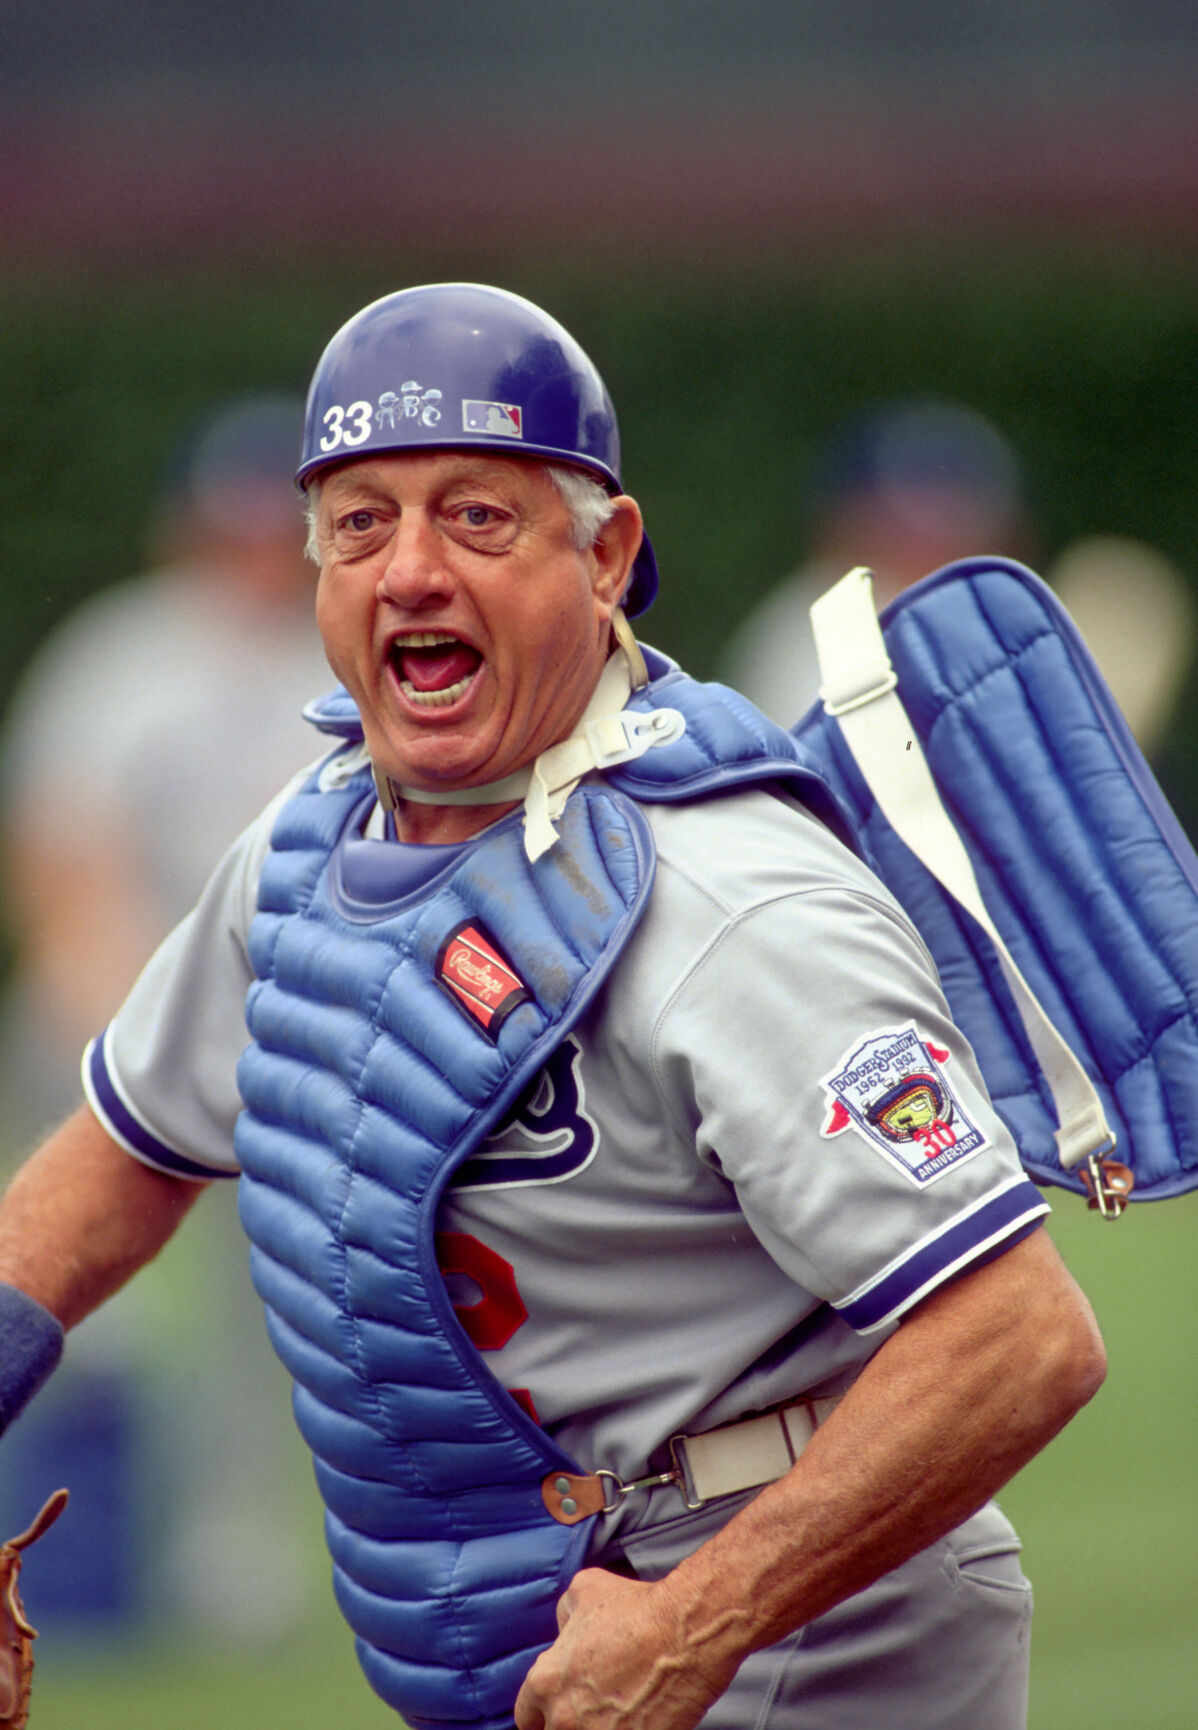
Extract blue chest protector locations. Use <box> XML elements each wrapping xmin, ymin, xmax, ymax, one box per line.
<box><xmin>235</xmin><ymin>557</ymin><xmax>1198</xmax><ymax>1729</ymax></box>
<box><xmin>234</xmin><ymin>680</ymin><xmax>832</xmax><ymax>1730</ymax></box>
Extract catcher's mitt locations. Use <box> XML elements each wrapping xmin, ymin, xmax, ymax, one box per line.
<box><xmin>0</xmin><ymin>1488</ymin><xmax>68</xmax><ymax>1730</ymax></box>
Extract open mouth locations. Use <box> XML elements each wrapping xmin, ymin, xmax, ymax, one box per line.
<box><xmin>389</xmin><ymin>632</ymin><xmax>483</xmax><ymax>708</ymax></box>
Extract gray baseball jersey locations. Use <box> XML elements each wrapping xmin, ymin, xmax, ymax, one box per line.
<box><xmin>85</xmin><ymin>763</ymin><xmax>1048</xmax><ymax>1493</ymax></box>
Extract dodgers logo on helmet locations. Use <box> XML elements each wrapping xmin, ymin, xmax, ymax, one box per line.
<box><xmin>297</xmin><ymin>282</ymin><xmax>658</xmax><ymax>616</ymax></box>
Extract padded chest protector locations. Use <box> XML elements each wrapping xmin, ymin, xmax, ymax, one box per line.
<box><xmin>236</xmin><ymin>776</ymin><xmax>656</xmax><ymax>1729</ymax></box>
<box><xmin>234</xmin><ymin>685</ymin><xmax>823</xmax><ymax>1730</ymax></box>
<box><xmin>235</xmin><ymin>585</ymin><xmax>1198</xmax><ymax>1727</ymax></box>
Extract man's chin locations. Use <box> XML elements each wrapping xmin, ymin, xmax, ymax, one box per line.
<box><xmin>378</xmin><ymin>746</ymin><xmax>510</xmax><ymax>800</ymax></box>
<box><xmin>370</xmin><ymin>709</ymin><xmax>535</xmax><ymax>801</ymax></box>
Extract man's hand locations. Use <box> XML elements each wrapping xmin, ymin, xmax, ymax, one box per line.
<box><xmin>514</xmin><ymin>1567</ymin><xmax>730</xmax><ymax>1730</ymax></box>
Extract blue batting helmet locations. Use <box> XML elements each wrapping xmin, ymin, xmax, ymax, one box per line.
<box><xmin>297</xmin><ymin>283</ymin><xmax>658</xmax><ymax>616</ymax></box>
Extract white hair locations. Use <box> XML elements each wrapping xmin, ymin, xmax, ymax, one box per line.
<box><xmin>543</xmin><ymin>464</ymin><xmax>619</xmax><ymax>549</ymax></box>
<box><xmin>303</xmin><ymin>460</ymin><xmax>617</xmax><ymax>565</ymax></box>
<box><xmin>304</xmin><ymin>487</ymin><xmax>322</xmax><ymax>564</ymax></box>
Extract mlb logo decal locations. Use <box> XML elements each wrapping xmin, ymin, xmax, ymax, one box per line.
<box><xmin>820</xmin><ymin>1022</ymin><xmax>988</xmax><ymax>1186</ymax></box>
<box><xmin>436</xmin><ymin>920</ymin><xmax>531</xmax><ymax>1039</ymax></box>
<box><xmin>462</xmin><ymin>399</ymin><xmax>524</xmax><ymax>438</ymax></box>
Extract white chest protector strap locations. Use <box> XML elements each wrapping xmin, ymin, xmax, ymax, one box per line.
<box><xmin>523</xmin><ymin>653</ymin><xmax>686</xmax><ymax>861</ymax></box>
<box><xmin>811</xmin><ymin>567</ymin><xmax>1118</xmax><ymax>1190</ymax></box>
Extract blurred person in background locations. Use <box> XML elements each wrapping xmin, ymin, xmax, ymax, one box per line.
<box><xmin>0</xmin><ymin>394</ymin><xmax>332</xmax><ymax>1638</ymax></box>
<box><xmin>720</xmin><ymin>398</ymin><xmax>1032</xmax><ymax>725</ymax></box>
<box><xmin>1046</xmin><ymin>533</ymin><xmax>1198</xmax><ymax>762</ymax></box>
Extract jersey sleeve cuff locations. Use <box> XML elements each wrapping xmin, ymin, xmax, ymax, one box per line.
<box><xmin>834</xmin><ymin>1175</ymin><xmax>1050</xmax><ymax>1334</ymax></box>
<box><xmin>82</xmin><ymin>1027</ymin><xmax>240</xmax><ymax>1183</ymax></box>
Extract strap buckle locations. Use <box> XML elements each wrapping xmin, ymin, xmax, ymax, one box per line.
<box><xmin>818</xmin><ymin>662</ymin><xmax>898</xmax><ymax>718</ymax></box>
<box><xmin>584</xmin><ymin>707</ymin><xmax>686</xmax><ymax>770</ymax></box>
<box><xmin>541</xmin><ymin>1455</ymin><xmax>704</xmax><ymax>1524</ymax></box>
<box><xmin>588</xmin><ymin>1449</ymin><xmax>709</xmax><ymax>1516</ymax></box>
<box><xmin>1079</xmin><ymin>1152</ymin><xmax>1134</xmax><ymax>1219</ymax></box>
<box><xmin>541</xmin><ymin>1396</ymin><xmax>842</xmax><ymax>1526</ymax></box>
<box><xmin>541</xmin><ymin>1467</ymin><xmax>681</xmax><ymax>1525</ymax></box>
<box><xmin>597</xmin><ymin>1464</ymin><xmax>689</xmax><ymax>1513</ymax></box>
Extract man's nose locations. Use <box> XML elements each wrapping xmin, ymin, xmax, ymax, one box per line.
<box><xmin>377</xmin><ymin>512</ymin><xmax>453</xmax><ymax>606</ymax></box>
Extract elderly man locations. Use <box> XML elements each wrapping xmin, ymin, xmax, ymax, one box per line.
<box><xmin>0</xmin><ymin>284</ymin><xmax>1103</xmax><ymax>1730</ymax></box>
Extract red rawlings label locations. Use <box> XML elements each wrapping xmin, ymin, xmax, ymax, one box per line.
<box><xmin>435</xmin><ymin>920</ymin><xmax>531</xmax><ymax>1038</ymax></box>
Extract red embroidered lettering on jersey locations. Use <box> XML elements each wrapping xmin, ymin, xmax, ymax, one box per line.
<box><xmin>435</xmin><ymin>1230</ymin><xmax>540</xmax><ymax>1421</ymax></box>
<box><xmin>435</xmin><ymin>920</ymin><xmax>531</xmax><ymax>1039</ymax></box>
<box><xmin>435</xmin><ymin>1230</ymin><xmax>528</xmax><ymax>1349</ymax></box>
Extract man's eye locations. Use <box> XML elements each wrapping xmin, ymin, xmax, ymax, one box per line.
<box><xmin>345</xmin><ymin>510</ymin><xmax>377</xmax><ymax>532</ymax></box>
<box><xmin>461</xmin><ymin>506</ymin><xmax>494</xmax><ymax>527</ymax></box>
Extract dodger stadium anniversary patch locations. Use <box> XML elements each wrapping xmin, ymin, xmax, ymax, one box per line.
<box><xmin>820</xmin><ymin>1022</ymin><xmax>988</xmax><ymax>1186</ymax></box>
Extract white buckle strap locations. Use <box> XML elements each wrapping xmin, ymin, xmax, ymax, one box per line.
<box><xmin>585</xmin><ymin>708</ymin><xmax>685</xmax><ymax>770</ymax></box>
<box><xmin>541</xmin><ymin>1396</ymin><xmax>841</xmax><ymax>1525</ymax></box>
<box><xmin>523</xmin><ymin>653</ymin><xmax>685</xmax><ymax>863</ymax></box>
<box><xmin>671</xmin><ymin>1396</ymin><xmax>841</xmax><ymax>1506</ymax></box>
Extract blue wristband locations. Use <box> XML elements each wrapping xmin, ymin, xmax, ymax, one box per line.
<box><xmin>0</xmin><ymin>1283</ymin><xmax>64</xmax><ymax>1437</ymax></box>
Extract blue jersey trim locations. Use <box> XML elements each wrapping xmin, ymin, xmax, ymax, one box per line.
<box><xmin>83</xmin><ymin>1029</ymin><xmax>237</xmax><ymax>1183</ymax></box>
<box><xmin>836</xmin><ymin>1178</ymin><xmax>1049</xmax><ymax>1333</ymax></box>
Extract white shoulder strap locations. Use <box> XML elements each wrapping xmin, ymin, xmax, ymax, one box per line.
<box><xmin>809</xmin><ymin>567</ymin><xmax>1115</xmax><ymax>1176</ymax></box>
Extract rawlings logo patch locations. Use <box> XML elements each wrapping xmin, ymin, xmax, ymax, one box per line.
<box><xmin>820</xmin><ymin>1022</ymin><xmax>987</xmax><ymax>1186</ymax></box>
<box><xmin>436</xmin><ymin>920</ymin><xmax>531</xmax><ymax>1039</ymax></box>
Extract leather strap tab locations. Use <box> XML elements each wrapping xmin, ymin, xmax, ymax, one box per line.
<box><xmin>541</xmin><ymin>1472</ymin><xmax>609</xmax><ymax>1525</ymax></box>
<box><xmin>1080</xmin><ymin>1156</ymin><xmax>1134</xmax><ymax>1218</ymax></box>
<box><xmin>5</xmin><ymin>1489</ymin><xmax>68</xmax><ymax>1556</ymax></box>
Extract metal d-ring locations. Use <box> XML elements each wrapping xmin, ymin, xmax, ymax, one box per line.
<box><xmin>593</xmin><ymin>1466</ymin><xmax>683</xmax><ymax>1515</ymax></box>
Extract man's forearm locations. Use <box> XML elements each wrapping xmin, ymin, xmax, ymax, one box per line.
<box><xmin>517</xmin><ymin>1227</ymin><xmax>1106</xmax><ymax>1729</ymax></box>
<box><xmin>651</xmin><ymin>1227</ymin><xmax>1105</xmax><ymax>1688</ymax></box>
<box><xmin>0</xmin><ymin>1104</ymin><xmax>206</xmax><ymax>1329</ymax></box>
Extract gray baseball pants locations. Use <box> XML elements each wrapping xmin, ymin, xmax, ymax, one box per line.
<box><xmin>590</xmin><ymin>1494</ymin><xmax>1031</xmax><ymax>1729</ymax></box>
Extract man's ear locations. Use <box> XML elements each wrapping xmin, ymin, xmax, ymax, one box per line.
<box><xmin>590</xmin><ymin>497</ymin><xmax>644</xmax><ymax>618</ymax></box>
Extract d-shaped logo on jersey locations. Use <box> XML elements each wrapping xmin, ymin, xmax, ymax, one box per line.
<box><xmin>452</xmin><ymin>1036</ymin><xmax>599</xmax><ymax>1191</ymax></box>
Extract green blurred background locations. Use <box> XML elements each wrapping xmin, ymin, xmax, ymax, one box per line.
<box><xmin>3</xmin><ymin>4</ymin><xmax>1198</xmax><ymax>1724</ymax></box>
